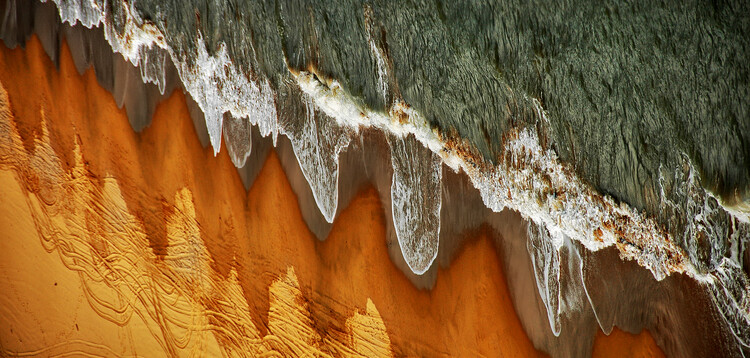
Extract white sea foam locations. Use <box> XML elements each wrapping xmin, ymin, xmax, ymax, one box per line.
<box><xmin>709</xmin><ymin>192</ymin><xmax>750</xmax><ymax>225</ymax></box>
<box><xmin>527</xmin><ymin>221</ymin><xmax>563</xmax><ymax>336</ymax></box>
<box><xmin>294</xmin><ymin>66</ymin><xmax>685</xmax><ymax>277</ymax></box>
<box><xmin>364</xmin><ymin>5</ymin><xmax>388</xmax><ymax>103</ymax></box>
<box><xmin>709</xmin><ymin>258</ymin><xmax>750</xmax><ymax>348</ymax></box>
<box><xmin>50</xmin><ymin>0</ymin><xmax>277</xmax><ymax>154</ymax></box>
<box><xmin>47</xmin><ymin>0</ymin><xmax>103</xmax><ymax>29</ymax></box>
<box><xmin>280</xmin><ymin>93</ymin><xmax>353</xmax><ymax>223</ymax></box>
<box><xmin>49</xmin><ymin>0</ymin><xmax>169</xmax><ymax>92</ymax></box>
<box><xmin>388</xmin><ymin>133</ymin><xmax>442</xmax><ymax>275</ymax></box>
<box><xmin>175</xmin><ymin>35</ymin><xmax>277</xmax><ymax>156</ymax></box>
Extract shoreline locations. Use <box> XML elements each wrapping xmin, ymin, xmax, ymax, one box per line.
<box><xmin>0</xmin><ymin>35</ymin><xmax>663</xmax><ymax>356</ymax></box>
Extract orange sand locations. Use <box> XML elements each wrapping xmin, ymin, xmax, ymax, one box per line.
<box><xmin>0</xmin><ymin>35</ymin><xmax>665</xmax><ymax>357</ymax></box>
<box><xmin>593</xmin><ymin>329</ymin><xmax>666</xmax><ymax>358</ymax></box>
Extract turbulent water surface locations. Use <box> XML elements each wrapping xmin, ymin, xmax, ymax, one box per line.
<box><xmin>1</xmin><ymin>0</ymin><xmax>749</xmax><ymax>356</ymax></box>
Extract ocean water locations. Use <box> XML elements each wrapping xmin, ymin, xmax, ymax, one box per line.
<box><xmin>1</xmin><ymin>0</ymin><xmax>748</xmax><ymax>355</ymax></box>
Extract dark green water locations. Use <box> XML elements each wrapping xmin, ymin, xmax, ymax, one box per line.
<box><xmin>129</xmin><ymin>0</ymin><xmax>750</xmax><ymax>212</ymax></box>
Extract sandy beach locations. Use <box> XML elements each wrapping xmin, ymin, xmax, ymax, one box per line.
<box><xmin>0</xmin><ymin>35</ymin><xmax>663</xmax><ymax>357</ymax></box>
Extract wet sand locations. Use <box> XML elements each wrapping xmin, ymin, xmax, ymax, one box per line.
<box><xmin>593</xmin><ymin>329</ymin><xmax>665</xmax><ymax>358</ymax></box>
<box><xmin>0</xmin><ymin>35</ymin><xmax>663</xmax><ymax>357</ymax></box>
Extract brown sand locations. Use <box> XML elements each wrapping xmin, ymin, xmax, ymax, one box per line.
<box><xmin>0</xmin><ymin>35</ymin><xmax>664</xmax><ymax>357</ymax></box>
<box><xmin>592</xmin><ymin>329</ymin><xmax>666</xmax><ymax>358</ymax></box>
